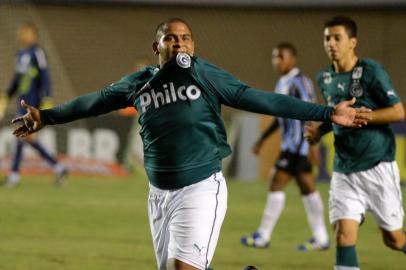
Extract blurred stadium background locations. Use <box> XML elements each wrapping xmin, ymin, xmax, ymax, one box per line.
<box><xmin>0</xmin><ymin>0</ymin><xmax>405</xmax><ymax>269</ymax></box>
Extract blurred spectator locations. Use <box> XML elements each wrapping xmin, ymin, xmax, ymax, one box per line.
<box><xmin>0</xmin><ymin>22</ymin><xmax>67</xmax><ymax>187</ymax></box>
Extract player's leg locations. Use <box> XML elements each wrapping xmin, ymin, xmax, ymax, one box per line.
<box><xmin>4</xmin><ymin>138</ymin><xmax>24</xmax><ymax>187</ymax></box>
<box><xmin>296</xmin><ymin>170</ymin><xmax>329</xmax><ymax>251</ymax></box>
<box><xmin>167</xmin><ymin>172</ymin><xmax>227</xmax><ymax>270</ymax></box>
<box><xmin>334</xmin><ymin>219</ymin><xmax>360</xmax><ymax>270</ymax></box>
<box><xmin>330</xmin><ymin>172</ymin><xmax>366</xmax><ymax>270</ymax></box>
<box><xmin>149</xmin><ymin>172</ymin><xmax>227</xmax><ymax>270</ymax></box>
<box><xmin>256</xmin><ymin>169</ymin><xmax>291</xmax><ymax>242</ymax></box>
<box><xmin>366</xmin><ymin>161</ymin><xmax>406</xmax><ymax>253</ymax></box>
<box><xmin>241</xmin><ymin>152</ymin><xmax>293</xmax><ymax>248</ymax></box>
<box><xmin>166</xmin><ymin>259</ymin><xmax>200</xmax><ymax>270</ymax></box>
<box><xmin>26</xmin><ymin>134</ymin><xmax>68</xmax><ymax>185</ymax></box>
<box><xmin>381</xmin><ymin>229</ymin><xmax>406</xmax><ymax>251</ymax></box>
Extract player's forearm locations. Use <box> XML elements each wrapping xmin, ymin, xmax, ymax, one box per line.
<box><xmin>367</xmin><ymin>103</ymin><xmax>405</xmax><ymax>124</ymax></box>
<box><xmin>259</xmin><ymin>120</ymin><xmax>279</xmax><ymax>142</ymax></box>
<box><xmin>237</xmin><ymin>88</ymin><xmax>334</xmax><ymax>122</ymax></box>
<box><xmin>40</xmin><ymin>91</ymin><xmax>113</xmax><ymax>125</ymax></box>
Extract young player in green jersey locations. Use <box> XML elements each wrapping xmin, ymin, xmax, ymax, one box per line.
<box><xmin>12</xmin><ymin>18</ymin><xmax>369</xmax><ymax>270</ymax></box>
<box><xmin>305</xmin><ymin>16</ymin><xmax>405</xmax><ymax>270</ymax></box>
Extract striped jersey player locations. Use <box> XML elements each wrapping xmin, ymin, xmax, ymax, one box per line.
<box><xmin>12</xmin><ymin>18</ymin><xmax>366</xmax><ymax>270</ymax></box>
<box><xmin>241</xmin><ymin>43</ymin><xmax>329</xmax><ymax>251</ymax></box>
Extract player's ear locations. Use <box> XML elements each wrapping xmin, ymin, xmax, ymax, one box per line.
<box><xmin>152</xmin><ymin>41</ymin><xmax>159</xmax><ymax>55</ymax></box>
<box><xmin>350</xmin><ymin>37</ymin><xmax>357</xmax><ymax>50</ymax></box>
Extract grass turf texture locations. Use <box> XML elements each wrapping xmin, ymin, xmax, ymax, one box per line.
<box><xmin>0</xmin><ymin>172</ymin><xmax>405</xmax><ymax>270</ymax></box>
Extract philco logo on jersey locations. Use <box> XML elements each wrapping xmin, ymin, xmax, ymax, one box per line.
<box><xmin>139</xmin><ymin>82</ymin><xmax>201</xmax><ymax>113</ymax></box>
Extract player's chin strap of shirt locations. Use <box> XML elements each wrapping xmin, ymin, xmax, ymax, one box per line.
<box><xmin>349</xmin><ymin>61</ymin><xmax>364</xmax><ymax>99</ymax></box>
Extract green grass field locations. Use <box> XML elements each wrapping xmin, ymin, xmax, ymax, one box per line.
<box><xmin>0</xmin><ymin>172</ymin><xmax>405</xmax><ymax>270</ymax></box>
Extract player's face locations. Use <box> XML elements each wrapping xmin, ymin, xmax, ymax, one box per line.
<box><xmin>324</xmin><ymin>26</ymin><xmax>357</xmax><ymax>62</ymax></box>
<box><xmin>153</xmin><ymin>21</ymin><xmax>195</xmax><ymax>65</ymax></box>
<box><xmin>17</xmin><ymin>26</ymin><xmax>37</xmax><ymax>48</ymax></box>
<box><xmin>271</xmin><ymin>48</ymin><xmax>296</xmax><ymax>75</ymax></box>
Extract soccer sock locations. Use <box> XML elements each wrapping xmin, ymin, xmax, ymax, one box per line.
<box><xmin>53</xmin><ymin>163</ymin><xmax>66</xmax><ymax>174</ymax></box>
<box><xmin>31</xmin><ymin>142</ymin><xmax>58</xmax><ymax>166</ymax></box>
<box><xmin>302</xmin><ymin>191</ymin><xmax>329</xmax><ymax>245</ymax></box>
<box><xmin>11</xmin><ymin>140</ymin><xmax>24</xmax><ymax>172</ymax></box>
<box><xmin>403</xmin><ymin>243</ymin><xmax>406</xmax><ymax>255</ymax></box>
<box><xmin>335</xmin><ymin>246</ymin><xmax>359</xmax><ymax>269</ymax></box>
<box><xmin>257</xmin><ymin>191</ymin><xmax>285</xmax><ymax>241</ymax></box>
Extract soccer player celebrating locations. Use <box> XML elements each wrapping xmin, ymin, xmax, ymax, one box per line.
<box><xmin>241</xmin><ymin>42</ymin><xmax>329</xmax><ymax>251</ymax></box>
<box><xmin>305</xmin><ymin>16</ymin><xmax>405</xmax><ymax>270</ymax></box>
<box><xmin>0</xmin><ymin>22</ymin><xmax>67</xmax><ymax>187</ymax></box>
<box><xmin>12</xmin><ymin>18</ymin><xmax>368</xmax><ymax>270</ymax></box>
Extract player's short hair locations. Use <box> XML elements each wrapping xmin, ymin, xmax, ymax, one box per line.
<box><xmin>324</xmin><ymin>16</ymin><xmax>357</xmax><ymax>38</ymax></box>
<box><xmin>275</xmin><ymin>42</ymin><xmax>297</xmax><ymax>57</ymax></box>
<box><xmin>155</xmin><ymin>18</ymin><xmax>193</xmax><ymax>41</ymax></box>
<box><xmin>20</xmin><ymin>21</ymin><xmax>38</xmax><ymax>36</ymax></box>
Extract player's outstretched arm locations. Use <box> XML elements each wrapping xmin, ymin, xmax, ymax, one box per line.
<box><xmin>12</xmin><ymin>100</ymin><xmax>42</xmax><ymax>137</ymax></box>
<box><xmin>237</xmin><ymin>88</ymin><xmax>371</xmax><ymax>127</ymax></box>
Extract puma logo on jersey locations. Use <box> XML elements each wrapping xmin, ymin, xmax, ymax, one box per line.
<box><xmin>337</xmin><ymin>82</ymin><xmax>346</xmax><ymax>92</ymax></box>
<box><xmin>387</xmin><ymin>89</ymin><xmax>397</xmax><ymax>97</ymax></box>
<box><xmin>139</xmin><ymin>82</ymin><xmax>201</xmax><ymax>113</ymax></box>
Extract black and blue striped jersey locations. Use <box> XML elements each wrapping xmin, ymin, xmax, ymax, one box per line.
<box><xmin>275</xmin><ymin>68</ymin><xmax>316</xmax><ymax>156</ymax></box>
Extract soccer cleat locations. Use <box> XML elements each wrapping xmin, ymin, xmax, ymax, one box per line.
<box><xmin>240</xmin><ymin>232</ymin><xmax>269</xmax><ymax>248</ymax></box>
<box><xmin>54</xmin><ymin>167</ymin><xmax>69</xmax><ymax>187</ymax></box>
<box><xmin>297</xmin><ymin>237</ymin><xmax>329</xmax><ymax>252</ymax></box>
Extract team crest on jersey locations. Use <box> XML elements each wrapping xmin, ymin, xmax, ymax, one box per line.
<box><xmin>350</xmin><ymin>81</ymin><xmax>363</xmax><ymax>98</ymax></box>
<box><xmin>352</xmin><ymin>66</ymin><xmax>363</xmax><ymax>79</ymax></box>
<box><xmin>176</xmin><ymin>53</ymin><xmax>191</xmax><ymax>69</ymax></box>
<box><xmin>323</xmin><ymin>72</ymin><xmax>332</xmax><ymax>84</ymax></box>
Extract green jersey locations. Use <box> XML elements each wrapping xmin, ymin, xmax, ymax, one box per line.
<box><xmin>317</xmin><ymin>58</ymin><xmax>401</xmax><ymax>173</ymax></box>
<box><xmin>42</xmin><ymin>54</ymin><xmax>334</xmax><ymax>189</ymax></box>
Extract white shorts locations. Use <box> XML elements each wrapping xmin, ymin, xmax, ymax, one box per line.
<box><xmin>329</xmin><ymin>161</ymin><xmax>404</xmax><ymax>231</ymax></box>
<box><xmin>148</xmin><ymin>171</ymin><xmax>227</xmax><ymax>270</ymax></box>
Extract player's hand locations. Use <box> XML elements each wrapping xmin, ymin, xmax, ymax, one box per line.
<box><xmin>11</xmin><ymin>100</ymin><xmax>43</xmax><ymax>137</ymax></box>
<box><xmin>353</xmin><ymin>106</ymin><xmax>373</xmax><ymax>126</ymax></box>
<box><xmin>304</xmin><ymin>122</ymin><xmax>322</xmax><ymax>145</ymax></box>
<box><xmin>331</xmin><ymin>97</ymin><xmax>372</xmax><ymax>127</ymax></box>
<box><xmin>251</xmin><ymin>141</ymin><xmax>263</xmax><ymax>155</ymax></box>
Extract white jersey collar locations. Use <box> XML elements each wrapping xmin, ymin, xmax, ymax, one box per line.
<box><xmin>279</xmin><ymin>67</ymin><xmax>300</xmax><ymax>83</ymax></box>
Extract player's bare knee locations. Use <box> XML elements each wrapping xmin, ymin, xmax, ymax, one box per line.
<box><xmin>383</xmin><ymin>235</ymin><xmax>405</xmax><ymax>250</ymax></box>
<box><xmin>336</xmin><ymin>231</ymin><xmax>356</xmax><ymax>246</ymax></box>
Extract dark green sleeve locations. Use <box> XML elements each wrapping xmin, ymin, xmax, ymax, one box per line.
<box><xmin>41</xmin><ymin>76</ymin><xmax>137</xmax><ymax>125</ymax></box>
<box><xmin>195</xmin><ymin>58</ymin><xmax>333</xmax><ymax>121</ymax></box>
<box><xmin>370</xmin><ymin>63</ymin><xmax>401</xmax><ymax>106</ymax></box>
<box><xmin>237</xmin><ymin>88</ymin><xmax>334</xmax><ymax>122</ymax></box>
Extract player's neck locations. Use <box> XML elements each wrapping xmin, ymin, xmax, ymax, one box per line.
<box><xmin>333</xmin><ymin>54</ymin><xmax>358</xmax><ymax>73</ymax></box>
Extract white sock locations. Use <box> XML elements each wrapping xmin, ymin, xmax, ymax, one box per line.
<box><xmin>53</xmin><ymin>164</ymin><xmax>65</xmax><ymax>174</ymax></box>
<box><xmin>334</xmin><ymin>266</ymin><xmax>360</xmax><ymax>270</ymax></box>
<box><xmin>257</xmin><ymin>191</ymin><xmax>286</xmax><ymax>241</ymax></box>
<box><xmin>7</xmin><ymin>172</ymin><xmax>20</xmax><ymax>184</ymax></box>
<box><xmin>302</xmin><ymin>191</ymin><xmax>329</xmax><ymax>244</ymax></box>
